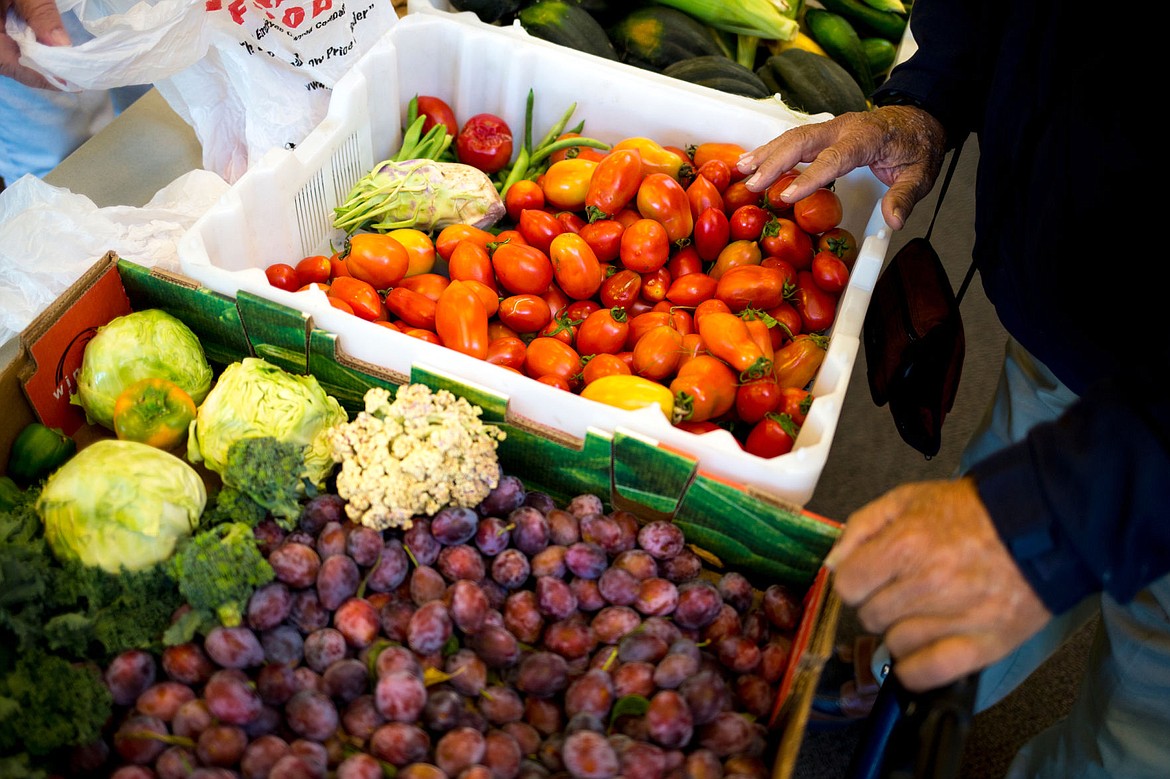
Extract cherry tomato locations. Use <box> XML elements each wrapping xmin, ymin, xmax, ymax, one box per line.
<box><xmin>505</xmin><ymin>179</ymin><xmax>546</xmax><ymax>223</ymax></box>
<box><xmin>498</xmin><ymin>294</ymin><xmax>552</xmax><ymax>334</ymax></box>
<box><xmin>385</xmin><ymin>286</ymin><xmax>437</xmax><ymax>330</ymax></box>
<box><xmin>791</xmin><ymin>271</ymin><xmax>838</xmax><ymax>332</ymax></box>
<box><xmin>585</xmin><ymin>148</ymin><xmax>644</xmax><ymax>221</ymax></box>
<box><xmin>620</xmin><ymin>218</ymin><xmax>671</xmax><ymax>274</ymax></box>
<box><xmin>581</xmin><ymin>353</ymin><xmax>632</xmax><ymax>385</ymax></box>
<box><xmin>728</xmin><ymin>204</ymin><xmax>770</xmax><ymax>242</ymax></box>
<box><xmin>793</xmin><ymin>187</ymin><xmax>844</xmax><ymax>234</ymax></box>
<box><xmin>735</xmin><ymin>377</ymin><xmax>783</xmax><ymax>424</ymax></box>
<box><xmin>722</xmin><ymin>181</ymin><xmax>763</xmax><ymax>213</ymax></box>
<box><xmin>436</xmin><ymin>279</ymin><xmax>490</xmax><ymax>359</ymax></box>
<box><xmin>295</xmin><ymin>255</ymin><xmax>332</xmax><ymax>287</ymax></box>
<box><xmin>329</xmin><ymin>276</ymin><xmax>387</xmax><ymax>321</ymax></box>
<box><xmin>456</xmin><ymin>113</ymin><xmax>514</xmax><ymax>175</ymax></box>
<box><xmin>760</xmin><ymin>217</ymin><xmax>814</xmax><ymax>271</ymax></box>
<box><xmin>576</xmin><ymin>307</ymin><xmax>631</xmax><ymax>356</ymax></box>
<box><xmin>817</xmin><ymin>226</ymin><xmax>860</xmax><ymax>269</ymax></box>
<box><xmin>632</xmin><ymin>324</ymin><xmax>684</xmax><ymax>382</ymax></box>
<box><xmin>487</xmin><ymin>336</ymin><xmax>528</xmax><ymax>371</ymax></box>
<box><xmin>715</xmin><ymin>265</ymin><xmax>786</xmax><ymax>312</ymax></box>
<box><xmin>599</xmin><ymin>267</ymin><xmax>642</xmax><ymax>310</ymax></box>
<box><xmin>542</xmin><ymin>158</ymin><xmax>598</xmax><ymax>212</ymax></box>
<box><xmin>265</xmin><ymin>263</ymin><xmax>300</xmax><ymax>292</ymax></box>
<box><xmin>685</xmin><ymin>174</ymin><xmax>724</xmax><ymax>221</ymax></box>
<box><xmin>578</xmin><ymin>219</ymin><xmax>625</xmax><ymax>264</ymax></box>
<box><xmin>415</xmin><ymin>95</ymin><xmax>458</xmax><ymax>137</ymax></box>
<box><xmin>492</xmin><ymin>242</ymin><xmax>554</xmax><ymax>296</ymax></box>
<box><xmin>743</xmin><ymin>413</ymin><xmax>799</xmax><ymax>458</ymax></box>
<box><xmin>636</xmin><ymin>173</ymin><xmax>693</xmax><ymax>244</ymax></box>
<box><xmin>811</xmin><ymin>250</ymin><xmax>850</xmax><ymax>295</ymax></box>
<box><xmin>518</xmin><ymin>208</ymin><xmax>565</xmax><ymax>255</ymax></box>
<box><xmin>550</xmin><ymin>232</ymin><xmax>604</xmax><ymax>301</ymax></box>
<box><xmin>525</xmin><ymin>337</ymin><xmax>582</xmax><ymax>387</ymax></box>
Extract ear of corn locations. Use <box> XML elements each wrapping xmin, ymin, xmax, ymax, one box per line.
<box><xmin>650</xmin><ymin>0</ymin><xmax>800</xmax><ymax>42</ymax></box>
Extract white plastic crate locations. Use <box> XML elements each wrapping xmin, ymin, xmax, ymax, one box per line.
<box><xmin>177</xmin><ymin>9</ymin><xmax>893</xmax><ymax>508</ymax></box>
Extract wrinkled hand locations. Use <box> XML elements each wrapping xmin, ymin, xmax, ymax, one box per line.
<box><xmin>825</xmin><ymin>478</ymin><xmax>1052</xmax><ymax>692</ymax></box>
<box><xmin>1</xmin><ymin>0</ymin><xmax>68</xmax><ymax>89</ymax></box>
<box><xmin>736</xmin><ymin>105</ymin><xmax>948</xmax><ymax>231</ymax></box>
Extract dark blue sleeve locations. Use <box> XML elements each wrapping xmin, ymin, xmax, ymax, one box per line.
<box><xmin>968</xmin><ymin>364</ymin><xmax>1170</xmax><ymax>613</ymax></box>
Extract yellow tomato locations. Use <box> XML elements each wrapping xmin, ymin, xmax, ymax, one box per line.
<box><xmin>580</xmin><ymin>374</ymin><xmax>674</xmax><ymax>421</ymax></box>
<box><xmin>387</xmin><ymin>228</ymin><xmax>437</xmax><ymax>277</ymax></box>
<box><xmin>541</xmin><ymin>158</ymin><xmax>598</xmax><ymax>212</ymax></box>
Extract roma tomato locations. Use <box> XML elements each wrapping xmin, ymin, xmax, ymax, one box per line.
<box><xmin>715</xmin><ymin>265</ymin><xmax>786</xmax><ymax>312</ymax></box>
<box><xmin>668</xmin><ymin>244</ymin><xmax>704</xmax><ymax>278</ymax></box>
<box><xmin>792</xmin><ymin>271</ymin><xmax>838</xmax><ymax>332</ymax></box>
<box><xmin>772</xmin><ymin>332</ymin><xmax>829</xmax><ymax>389</ymax></box>
<box><xmin>580</xmin><ymin>374</ymin><xmax>675</xmax><ymax>420</ymax></box>
<box><xmin>760</xmin><ymin>217</ymin><xmax>814</xmax><ymax>271</ymax></box>
<box><xmin>462</xmin><ymin>279</ymin><xmax>500</xmax><ymax>317</ymax></box>
<box><xmin>709</xmin><ymin>239</ymin><xmax>762</xmax><ymax>281</ymax></box>
<box><xmin>329</xmin><ymin>276</ymin><xmax>387</xmax><ymax>321</ymax></box>
<box><xmin>487</xmin><ymin>336</ymin><xmax>528</xmax><ymax>371</ymax></box>
<box><xmin>811</xmin><ymin>250</ymin><xmax>850</xmax><ymax>295</ymax></box>
<box><xmin>626</xmin><ymin>310</ymin><xmax>674</xmax><ymax>349</ymax></box>
<box><xmin>112</xmin><ymin>378</ymin><xmax>197</xmax><ymax>450</ymax></box>
<box><xmin>599</xmin><ymin>268</ymin><xmax>642</xmax><ymax>309</ymax></box>
<box><xmin>576</xmin><ymin>307</ymin><xmax>631</xmax><ymax>356</ymax></box>
<box><xmin>436</xmin><ymin>279</ymin><xmax>490</xmax><ymax>359</ymax></box>
<box><xmin>295</xmin><ymin>255</ymin><xmax>332</xmax><ymax>287</ymax></box>
<box><xmin>542</xmin><ymin>283</ymin><xmax>572</xmax><ymax>320</ymax></box>
<box><xmin>767</xmin><ymin>300</ymin><xmax>804</xmax><ymax>343</ymax></box>
<box><xmin>690</xmin><ymin>142</ymin><xmax>748</xmax><ymax>180</ymax></box>
<box><xmin>612</xmin><ymin>137</ymin><xmax>689</xmax><ymax>179</ymax></box>
<box><xmin>399</xmin><ymin>272</ymin><xmax>449</xmax><ymax>301</ymax></box>
<box><xmin>385</xmin><ymin>286</ymin><xmax>438</xmax><ymax>330</ymax></box>
<box><xmin>492</xmin><ymin>242</ymin><xmax>554</xmax><ymax>296</ymax></box>
<box><xmin>685</xmin><ymin>174</ymin><xmax>724</xmax><ymax>221</ymax></box>
<box><xmin>695</xmin><ymin>159</ymin><xmax>732</xmax><ymax>192</ymax></box>
<box><xmin>735</xmin><ymin>377</ymin><xmax>782</xmax><ymax>425</ymax></box>
<box><xmin>448</xmin><ymin>239</ymin><xmax>498</xmax><ymax>290</ymax></box>
<box><xmin>581</xmin><ymin>353</ymin><xmax>632</xmax><ymax>386</ymax></box>
<box><xmin>763</xmin><ymin>169</ymin><xmax>800</xmax><ymax>213</ymax></box>
<box><xmin>386</xmin><ymin>228</ymin><xmax>436</xmax><ymax>278</ymax></box>
<box><xmin>697</xmin><ymin>311</ymin><xmax>772</xmax><ymax>380</ymax></box>
<box><xmin>498</xmin><ymin>294</ymin><xmax>552</xmax><ymax>334</ymax></box>
<box><xmin>456</xmin><ymin>113</ymin><xmax>513</xmax><ymax>175</ymax></box>
<box><xmin>669</xmin><ymin>355</ymin><xmax>738</xmax><ymax>423</ymax></box>
<box><xmin>693</xmin><ymin>298</ymin><xmax>732</xmax><ymax>331</ymax></box>
<box><xmin>525</xmin><ymin>337</ymin><xmax>583</xmax><ymax>387</ymax></box>
<box><xmin>636</xmin><ymin>173</ymin><xmax>693</xmax><ymax>244</ymax></box>
<box><xmin>540</xmin><ymin>313</ymin><xmax>579</xmax><ymax>346</ymax></box>
<box><xmin>518</xmin><ymin>208</ymin><xmax>565</xmax><ymax>255</ymax></box>
<box><xmin>722</xmin><ymin>181</ymin><xmax>763</xmax><ymax>213</ymax></box>
<box><xmin>640</xmin><ymin>267</ymin><xmax>672</xmax><ymax>304</ymax></box>
<box><xmin>542</xmin><ymin>158</ymin><xmax>598</xmax><ymax>212</ymax></box>
<box><xmin>728</xmin><ymin>204</ymin><xmax>770</xmax><ymax>242</ymax></box>
<box><xmin>265</xmin><ymin>263</ymin><xmax>300</xmax><ymax>292</ymax></box>
<box><xmin>666</xmin><ymin>272</ymin><xmax>717</xmax><ymax>307</ymax></box>
<box><xmin>557</xmin><ymin>211</ymin><xmax>587</xmax><ymax>234</ymax></box>
<box><xmin>505</xmin><ymin>179</ymin><xmax>546</xmax><ymax>223</ymax></box>
<box><xmin>693</xmin><ymin>206</ymin><xmax>730</xmax><ymax>263</ymax></box>
<box><xmin>632</xmin><ymin>324</ymin><xmax>684</xmax><ymax>382</ymax></box>
<box><xmin>793</xmin><ymin>187</ymin><xmax>844</xmax><ymax>234</ymax></box>
<box><xmin>549</xmin><ymin>232</ymin><xmax>604</xmax><ymax>300</ymax></box>
<box><xmin>436</xmin><ymin>223</ymin><xmax>496</xmax><ymax>261</ymax></box>
<box><xmin>817</xmin><ymin>227</ymin><xmax>860</xmax><ymax>269</ymax></box>
<box><xmin>415</xmin><ymin>95</ymin><xmax>458</xmax><ymax>137</ymax></box>
<box><xmin>620</xmin><ymin>218</ymin><xmax>670</xmax><ymax>274</ymax></box>
<box><xmin>743</xmin><ymin>413</ymin><xmax>799</xmax><ymax>458</ymax></box>
<box><xmin>578</xmin><ymin>219</ymin><xmax>625</xmax><ymax>264</ymax></box>
<box><xmin>585</xmin><ymin>148</ymin><xmax>644</xmax><ymax>221</ymax></box>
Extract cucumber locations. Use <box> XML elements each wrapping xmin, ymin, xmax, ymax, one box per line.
<box><xmin>518</xmin><ymin>0</ymin><xmax>619</xmax><ymax>61</ymax></box>
<box><xmin>758</xmin><ymin>49</ymin><xmax>868</xmax><ymax>116</ymax></box>
<box><xmin>816</xmin><ymin>0</ymin><xmax>908</xmax><ymax>42</ymax></box>
<box><xmin>663</xmin><ymin>55</ymin><xmax>772</xmax><ymax>100</ymax></box>
<box><xmin>804</xmin><ymin>7</ymin><xmax>874</xmax><ymax>95</ymax></box>
<box><xmin>862</xmin><ymin>36</ymin><xmax>898</xmax><ymax>75</ymax></box>
<box><xmin>608</xmin><ymin>6</ymin><xmax>726</xmax><ymax>72</ymax></box>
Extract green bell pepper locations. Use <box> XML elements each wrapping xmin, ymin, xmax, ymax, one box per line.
<box><xmin>8</xmin><ymin>422</ymin><xmax>77</xmax><ymax>486</ymax></box>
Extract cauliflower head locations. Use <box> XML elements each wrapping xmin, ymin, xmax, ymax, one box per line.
<box><xmin>329</xmin><ymin>384</ymin><xmax>506</xmax><ymax>530</ymax></box>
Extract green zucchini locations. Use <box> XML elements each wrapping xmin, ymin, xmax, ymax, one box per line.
<box><xmin>862</xmin><ymin>35</ymin><xmax>898</xmax><ymax>75</ymax></box>
<box><xmin>816</xmin><ymin>0</ymin><xmax>908</xmax><ymax>42</ymax></box>
<box><xmin>758</xmin><ymin>49</ymin><xmax>869</xmax><ymax>116</ymax></box>
<box><xmin>663</xmin><ymin>55</ymin><xmax>771</xmax><ymax>100</ymax></box>
<box><xmin>804</xmin><ymin>7</ymin><xmax>874</xmax><ymax>95</ymax></box>
<box><xmin>518</xmin><ymin>0</ymin><xmax>619</xmax><ymax>61</ymax></box>
<box><xmin>608</xmin><ymin>6</ymin><xmax>726</xmax><ymax>72</ymax></box>
<box><xmin>448</xmin><ymin>0</ymin><xmax>523</xmax><ymax>24</ymax></box>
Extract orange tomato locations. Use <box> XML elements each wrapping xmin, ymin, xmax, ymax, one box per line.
<box><xmin>619</xmin><ymin>218</ymin><xmax>670</xmax><ymax>274</ymax></box>
<box><xmin>435</xmin><ymin>223</ymin><xmax>496</xmax><ymax>261</ymax></box>
<box><xmin>632</xmin><ymin>324</ymin><xmax>683</xmax><ymax>382</ymax></box>
<box><xmin>709</xmin><ymin>239</ymin><xmax>762</xmax><ymax>280</ymax></box>
<box><xmin>435</xmin><ymin>279</ymin><xmax>490</xmax><ymax>360</ymax></box>
<box><xmin>524</xmin><ymin>337</ymin><xmax>583</xmax><ymax>387</ymax></box>
<box><xmin>487</xmin><ymin>336</ymin><xmax>528</xmax><ymax>371</ymax></box>
<box><xmin>344</xmin><ymin>233</ymin><xmax>410</xmax><ymax>290</ymax></box>
<box><xmin>504</xmin><ymin>179</ymin><xmax>546</xmax><ymax>223</ymax></box>
<box><xmin>385</xmin><ymin>286</ymin><xmax>437</xmax><ymax>330</ymax></box>
<box><xmin>581</xmin><ymin>353</ymin><xmax>632</xmax><ymax>386</ymax></box>
<box><xmin>584</xmin><ymin>148</ymin><xmax>644</xmax><ymax>221</ymax></box>
<box><xmin>669</xmin><ymin>355</ymin><xmax>738</xmax><ymax>423</ymax></box>
<box><xmin>549</xmin><ymin>232</ymin><xmax>604</xmax><ymax>301</ymax></box>
<box><xmin>542</xmin><ymin>158</ymin><xmax>598</xmax><ymax>212</ymax></box>
<box><xmin>697</xmin><ymin>311</ymin><xmax>773</xmax><ymax>380</ymax></box>
<box><xmin>386</xmin><ymin>228</ymin><xmax>436</xmax><ymax>277</ymax></box>
<box><xmin>612</xmin><ymin>137</ymin><xmax>689</xmax><ymax>180</ymax></box>
<box><xmin>329</xmin><ymin>276</ymin><xmax>387</xmax><ymax>321</ymax></box>
<box><xmin>715</xmin><ymin>265</ymin><xmax>787</xmax><ymax>312</ymax></box>
<box><xmin>691</xmin><ymin>142</ymin><xmax>748</xmax><ymax>181</ymax></box>
<box><xmin>491</xmin><ymin>242</ymin><xmax>554</xmax><ymax>296</ymax></box>
<box><xmin>635</xmin><ymin>173</ymin><xmax>693</xmax><ymax>244</ymax></box>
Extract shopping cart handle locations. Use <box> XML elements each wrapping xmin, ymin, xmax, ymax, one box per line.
<box><xmin>845</xmin><ymin>670</ymin><xmax>979</xmax><ymax>779</ymax></box>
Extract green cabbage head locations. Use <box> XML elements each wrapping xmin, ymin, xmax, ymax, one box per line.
<box><xmin>187</xmin><ymin>357</ymin><xmax>348</xmax><ymax>487</ymax></box>
<box><xmin>37</xmin><ymin>439</ymin><xmax>207</xmax><ymax>572</ymax></box>
<box><xmin>75</xmin><ymin>309</ymin><xmax>213</xmax><ymax>430</ymax></box>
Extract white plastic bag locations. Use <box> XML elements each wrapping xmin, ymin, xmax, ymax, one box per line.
<box><xmin>7</xmin><ymin>0</ymin><xmax>397</xmax><ymax>181</ymax></box>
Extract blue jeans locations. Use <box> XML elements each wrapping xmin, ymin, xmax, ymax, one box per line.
<box><xmin>965</xmin><ymin>339</ymin><xmax>1170</xmax><ymax>778</ymax></box>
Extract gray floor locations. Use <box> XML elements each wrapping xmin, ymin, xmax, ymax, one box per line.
<box><xmin>793</xmin><ymin>140</ymin><xmax>1090</xmax><ymax>777</ymax></box>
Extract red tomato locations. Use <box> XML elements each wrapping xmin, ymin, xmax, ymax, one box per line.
<box><xmin>693</xmin><ymin>206</ymin><xmax>730</xmax><ymax>263</ymax></box>
<box><xmin>669</xmin><ymin>355</ymin><xmax>738</xmax><ymax>423</ymax></box>
<box><xmin>385</xmin><ymin>286</ymin><xmax>437</xmax><ymax>330</ymax></box>
<box><xmin>599</xmin><ymin>268</ymin><xmax>642</xmax><ymax>309</ymax></box>
<box><xmin>578</xmin><ymin>219</ymin><xmax>625</xmax><ymax>264</ymax></box>
<box><xmin>817</xmin><ymin>227</ymin><xmax>860</xmax><ymax>269</ymax></box>
<box><xmin>295</xmin><ymin>255</ymin><xmax>332</xmax><ymax>287</ymax></box>
<box><xmin>329</xmin><ymin>276</ymin><xmax>387</xmax><ymax>322</ymax></box>
<box><xmin>448</xmin><ymin>239</ymin><xmax>497</xmax><ymax>290</ymax></box>
<box><xmin>759</xmin><ymin>256</ymin><xmax>798</xmax><ymax>292</ymax></box>
<box><xmin>743</xmin><ymin>413</ymin><xmax>799</xmax><ymax>458</ymax></box>
<box><xmin>581</xmin><ymin>353</ymin><xmax>632</xmax><ymax>385</ymax></box>
<box><xmin>793</xmin><ymin>188</ymin><xmax>844</xmax><ymax>234</ymax></box>
<box><xmin>585</xmin><ymin>148</ymin><xmax>644</xmax><ymax>221</ymax></box>
<box><xmin>487</xmin><ymin>336</ymin><xmax>528</xmax><ymax>371</ymax></box>
<box><xmin>791</xmin><ymin>271</ymin><xmax>838</xmax><ymax>332</ymax></box>
<box><xmin>576</xmin><ymin>307</ymin><xmax>631</xmax><ymax>356</ymax></box>
<box><xmin>518</xmin><ymin>208</ymin><xmax>565</xmax><ymax>255</ymax></box>
<box><xmin>763</xmin><ymin>169</ymin><xmax>800</xmax><ymax>213</ymax></box>
<box><xmin>557</xmin><ymin>211</ymin><xmax>587</xmax><ymax>234</ymax></box>
<box><xmin>329</xmin><ymin>254</ymin><xmax>350</xmax><ymax>279</ymax></box>
<box><xmin>668</xmin><ymin>244</ymin><xmax>704</xmax><ymax>278</ymax></box>
<box><xmin>504</xmin><ymin>179</ymin><xmax>545</xmax><ymax>223</ymax></box>
<box><xmin>632</xmin><ymin>324</ymin><xmax>683</xmax><ymax>382</ymax></box>
<box><xmin>767</xmin><ymin>300</ymin><xmax>804</xmax><ymax>342</ymax></box>
<box><xmin>640</xmin><ymin>267</ymin><xmax>672</xmax><ymax>304</ymax></box>
<box><xmin>735</xmin><ymin>377</ymin><xmax>783</xmax><ymax>424</ymax></box>
<box><xmin>811</xmin><ymin>250</ymin><xmax>850</xmax><ymax>295</ymax></box>
<box><xmin>398</xmin><ymin>272</ymin><xmax>449</xmax><ymax>302</ymax></box>
<box><xmin>491</xmin><ymin>242</ymin><xmax>554</xmax><ymax>296</ymax></box>
<box><xmin>344</xmin><ymin>233</ymin><xmax>410</xmax><ymax>290</ymax></box>
<box><xmin>636</xmin><ymin>173</ymin><xmax>693</xmax><ymax>244</ymax></box>
<box><xmin>436</xmin><ymin>279</ymin><xmax>490</xmax><ymax>359</ymax></box>
<box><xmin>666</xmin><ymin>272</ymin><xmax>717</xmax><ymax>307</ymax></box>
<box><xmin>539</xmin><ymin>314</ymin><xmax>579</xmax><ymax>346</ymax></box>
<box><xmin>685</xmin><ymin>174</ymin><xmax>724</xmax><ymax>221</ymax></box>
<box><xmin>722</xmin><ymin>181</ymin><xmax>763</xmax><ymax>213</ymax></box>
<box><xmin>695</xmin><ymin>159</ymin><xmax>732</xmax><ymax>192</ymax></box>
<box><xmin>415</xmin><ymin>95</ymin><xmax>458</xmax><ymax>137</ymax></box>
<box><xmin>265</xmin><ymin>263</ymin><xmax>300</xmax><ymax>292</ymax></box>
<box><xmin>760</xmin><ymin>217</ymin><xmax>814</xmax><ymax>271</ymax></box>
<box><xmin>456</xmin><ymin>113</ymin><xmax>514</xmax><ymax>175</ymax></box>
<box><xmin>728</xmin><ymin>204</ymin><xmax>770</xmax><ymax>242</ymax></box>
<box><xmin>525</xmin><ymin>337</ymin><xmax>583</xmax><ymax>387</ymax></box>
<box><xmin>435</xmin><ymin>223</ymin><xmax>496</xmax><ymax>261</ymax></box>
<box><xmin>498</xmin><ymin>294</ymin><xmax>552</xmax><ymax>334</ymax></box>
<box><xmin>778</xmin><ymin>386</ymin><xmax>813</xmax><ymax>426</ymax></box>
<box><xmin>715</xmin><ymin>265</ymin><xmax>786</xmax><ymax>312</ymax></box>
<box><xmin>542</xmin><ymin>284</ymin><xmax>571</xmax><ymax>320</ymax></box>
<box><xmin>691</xmin><ymin>142</ymin><xmax>747</xmax><ymax>181</ymax></box>
<box><xmin>564</xmin><ymin>299</ymin><xmax>601</xmax><ymax>323</ymax></box>
<box><xmin>620</xmin><ymin>218</ymin><xmax>670</xmax><ymax>274</ymax></box>
<box><xmin>550</xmin><ymin>232</ymin><xmax>604</xmax><ymax>300</ymax></box>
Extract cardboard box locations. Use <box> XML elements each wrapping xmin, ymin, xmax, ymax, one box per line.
<box><xmin>1</xmin><ymin>255</ymin><xmax>841</xmax><ymax>777</ymax></box>
<box><xmin>176</xmin><ymin>9</ymin><xmax>892</xmax><ymax>512</ymax></box>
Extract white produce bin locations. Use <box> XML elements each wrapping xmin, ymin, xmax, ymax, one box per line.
<box><xmin>177</xmin><ymin>9</ymin><xmax>893</xmax><ymax>509</ymax></box>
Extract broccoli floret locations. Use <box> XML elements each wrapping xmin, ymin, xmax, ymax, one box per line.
<box><xmin>0</xmin><ymin>650</ymin><xmax>112</xmax><ymax>758</ymax></box>
<box><xmin>329</xmin><ymin>384</ymin><xmax>506</xmax><ymax>531</ymax></box>
<box><xmin>213</xmin><ymin>436</ymin><xmax>312</xmax><ymax>530</ymax></box>
<box><xmin>167</xmin><ymin>521</ymin><xmax>274</xmax><ymax>632</ymax></box>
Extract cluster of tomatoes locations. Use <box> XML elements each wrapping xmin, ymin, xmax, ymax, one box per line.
<box><xmin>263</xmin><ymin>114</ymin><xmax>859</xmax><ymax>460</ymax></box>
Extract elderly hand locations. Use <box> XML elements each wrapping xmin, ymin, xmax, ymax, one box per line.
<box><xmin>1</xmin><ymin>0</ymin><xmax>68</xmax><ymax>89</ymax></box>
<box><xmin>736</xmin><ymin>105</ymin><xmax>948</xmax><ymax>230</ymax></box>
<box><xmin>826</xmin><ymin>477</ymin><xmax>1053</xmax><ymax>692</ymax></box>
